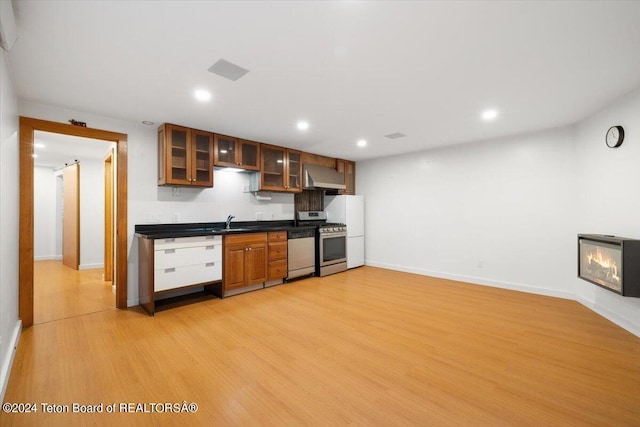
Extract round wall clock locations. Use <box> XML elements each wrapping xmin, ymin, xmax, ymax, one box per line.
<box><xmin>606</xmin><ymin>125</ymin><xmax>624</xmax><ymax>148</ymax></box>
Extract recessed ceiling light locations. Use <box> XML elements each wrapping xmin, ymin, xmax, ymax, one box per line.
<box><xmin>194</xmin><ymin>89</ymin><xmax>212</xmax><ymax>102</ymax></box>
<box><xmin>357</xmin><ymin>139</ymin><xmax>367</xmax><ymax>148</ymax></box>
<box><xmin>297</xmin><ymin>121</ymin><xmax>309</xmax><ymax>131</ymax></box>
<box><xmin>482</xmin><ymin>109</ymin><xmax>498</xmax><ymax>121</ymax></box>
<box><xmin>142</xmin><ymin>121</ymin><xmax>154</xmax><ymax>126</ymax></box>
<box><xmin>34</xmin><ymin>143</ymin><xmax>45</xmax><ymax>148</ymax></box>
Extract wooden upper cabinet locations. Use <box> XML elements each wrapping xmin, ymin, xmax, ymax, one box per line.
<box><xmin>260</xmin><ymin>145</ymin><xmax>302</xmax><ymax>192</ymax></box>
<box><xmin>214</xmin><ymin>134</ymin><xmax>260</xmax><ymax>171</ymax></box>
<box><xmin>336</xmin><ymin>159</ymin><xmax>356</xmax><ymax>195</ymax></box>
<box><xmin>158</xmin><ymin>124</ymin><xmax>214</xmax><ymax>187</ymax></box>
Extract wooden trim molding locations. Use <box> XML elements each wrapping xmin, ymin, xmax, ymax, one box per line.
<box><xmin>19</xmin><ymin>117</ymin><xmax>128</xmax><ymax>327</ymax></box>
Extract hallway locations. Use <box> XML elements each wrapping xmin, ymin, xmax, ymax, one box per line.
<box><xmin>34</xmin><ymin>260</ymin><xmax>114</xmax><ymax>324</ymax></box>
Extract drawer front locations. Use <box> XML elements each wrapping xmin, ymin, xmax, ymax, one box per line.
<box><xmin>225</xmin><ymin>233</ymin><xmax>267</xmax><ymax>246</ymax></box>
<box><xmin>269</xmin><ymin>241</ymin><xmax>287</xmax><ymax>261</ymax></box>
<box><xmin>155</xmin><ymin>244</ymin><xmax>222</xmax><ymax>269</ymax></box>
<box><xmin>154</xmin><ymin>235</ymin><xmax>221</xmax><ymax>250</ymax></box>
<box><xmin>268</xmin><ymin>231</ymin><xmax>287</xmax><ymax>243</ymax></box>
<box><xmin>154</xmin><ymin>262</ymin><xmax>222</xmax><ymax>292</ymax></box>
<box><xmin>268</xmin><ymin>259</ymin><xmax>288</xmax><ymax>281</ymax></box>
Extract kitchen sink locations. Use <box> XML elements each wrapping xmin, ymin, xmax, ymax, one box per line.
<box><xmin>209</xmin><ymin>228</ymin><xmax>253</xmax><ymax>233</ymax></box>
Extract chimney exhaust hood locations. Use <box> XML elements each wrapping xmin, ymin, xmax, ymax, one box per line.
<box><xmin>303</xmin><ymin>164</ymin><xmax>346</xmax><ymax>190</ymax></box>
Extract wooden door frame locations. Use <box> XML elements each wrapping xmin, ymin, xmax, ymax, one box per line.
<box><xmin>20</xmin><ymin>117</ymin><xmax>128</xmax><ymax>327</ymax></box>
<box><xmin>104</xmin><ymin>150</ymin><xmax>114</xmax><ymax>282</ymax></box>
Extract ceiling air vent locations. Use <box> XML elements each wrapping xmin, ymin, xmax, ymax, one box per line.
<box><xmin>208</xmin><ymin>59</ymin><xmax>250</xmax><ymax>81</ymax></box>
<box><xmin>384</xmin><ymin>132</ymin><xmax>406</xmax><ymax>139</ymax></box>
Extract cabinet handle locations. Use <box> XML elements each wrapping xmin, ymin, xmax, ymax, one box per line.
<box><xmin>164</xmin><ymin>238</ymin><xmax>175</xmax><ymax>243</ymax></box>
<box><xmin>164</xmin><ymin>268</ymin><xmax>176</xmax><ymax>273</ymax></box>
<box><xmin>206</xmin><ymin>262</ymin><xmax>215</xmax><ymax>267</ymax></box>
<box><xmin>205</xmin><ymin>245</ymin><xmax>215</xmax><ymax>250</ymax></box>
<box><xmin>164</xmin><ymin>249</ymin><xmax>175</xmax><ymax>254</ymax></box>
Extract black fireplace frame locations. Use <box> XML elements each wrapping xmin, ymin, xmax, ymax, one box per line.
<box><xmin>578</xmin><ymin>234</ymin><xmax>640</xmax><ymax>297</ymax></box>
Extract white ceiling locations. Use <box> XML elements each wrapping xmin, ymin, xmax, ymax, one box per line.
<box><xmin>8</xmin><ymin>1</ymin><xmax>640</xmax><ymax>161</ymax></box>
<box><xmin>33</xmin><ymin>131</ymin><xmax>114</xmax><ymax>169</ymax></box>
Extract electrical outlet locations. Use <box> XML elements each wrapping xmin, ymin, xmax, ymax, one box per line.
<box><xmin>172</xmin><ymin>212</ymin><xmax>181</xmax><ymax>222</ymax></box>
<box><xmin>172</xmin><ymin>187</ymin><xmax>181</xmax><ymax>197</ymax></box>
<box><xmin>256</xmin><ymin>212</ymin><xmax>263</xmax><ymax>220</ymax></box>
<box><xmin>242</xmin><ymin>184</ymin><xmax>250</xmax><ymax>193</ymax></box>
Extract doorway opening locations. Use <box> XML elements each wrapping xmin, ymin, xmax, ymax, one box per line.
<box><xmin>20</xmin><ymin>117</ymin><xmax>128</xmax><ymax>328</ymax></box>
<box><xmin>32</xmin><ymin>131</ymin><xmax>117</xmax><ymax>324</ymax></box>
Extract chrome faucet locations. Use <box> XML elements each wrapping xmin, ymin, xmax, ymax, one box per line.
<box><xmin>225</xmin><ymin>215</ymin><xmax>235</xmax><ymax>229</ymax></box>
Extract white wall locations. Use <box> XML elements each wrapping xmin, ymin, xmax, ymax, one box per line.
<box><xmin>572</xmin><ymin>87</ymin><xmax>640</xmax><ymax>334</ymax></box>
<box><xmin>19</xmin><ymin>100</ymin><xmax>295</xmax><ymax>306</ymax></box>
<box><xmin>0</xmin><ymin>50</ymin><xmax>21</xmax><ymax>401</ymax></box>
<box><xmin>34</xmin><ymin>166</ymin><xmax>58</xmax><ymax>260</ymax></box>
<box><xmin>358</xmin><ymin>127</ymin><xmax>576</xmax><ymax>299</ymax></box>
<box><xmin>358</xmin><ymin>87</ymin><xmax>640</xmax><ymax>336</ymax></box>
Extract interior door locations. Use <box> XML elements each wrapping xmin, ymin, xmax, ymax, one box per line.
<box><xmin>62</xmin><ymin>163</ymin><xmax>80</xmax><ymax>270</ymax></box>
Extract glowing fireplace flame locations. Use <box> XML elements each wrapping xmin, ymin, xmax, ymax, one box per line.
<box><xmin>587</xmin><ymin>249</ymin><xmax>619</xmax><ymax>282</ymax></box>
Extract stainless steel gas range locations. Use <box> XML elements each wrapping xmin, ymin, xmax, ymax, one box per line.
<box><xmin>297</xmin><ymin>211</ymin><xmax>348</xmax><ymax>277</ymax></box>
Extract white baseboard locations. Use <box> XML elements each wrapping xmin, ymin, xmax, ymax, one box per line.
<box><xmin>0</xmin><ymin>319</ymin><xmax>22</xmax><ymax>403</ymax></box>
<box><xmin>34</xmin><ymin>255</ymin><xmax>62</xmax><ymax>261</ymax></box>
<box><xmin>79</xmin><ymin>263</ymin><xmax>104</xmax><ymax>271</ymax></box>
<box><xmin>365</xmin><ymin>260</ymin><xmax>574</xmax><ymax>300</ymax></box>
<box><xmin>576</xmin><ymin>295</ymin><xmax>640</xmax><ymax>337</ymax></box>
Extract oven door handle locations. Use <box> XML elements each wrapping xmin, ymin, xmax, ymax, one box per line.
<box><xmin>321</xmin><ymin>232</ymin><xmax>347</xmax><ymax>238</ymax></box>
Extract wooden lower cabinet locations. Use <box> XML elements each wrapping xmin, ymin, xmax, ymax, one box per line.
<box><xmin>223</xmin><ymin>233</ymin><xmax>268</xmax><ymax>295</ymax></box>
<box><xmin>268</xmin><ymin>231</ymin><xmax>288</xmax><ymax>282</ymax></box>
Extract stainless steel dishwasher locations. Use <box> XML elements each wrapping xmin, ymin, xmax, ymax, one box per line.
<box><xmin>287</xmin><ymin>227</ymin><xmax>316</xmax><ymax>279</ymax></box>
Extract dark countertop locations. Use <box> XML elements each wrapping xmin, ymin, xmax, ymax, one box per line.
<box><xmin>135</xmin><ymin>220</ymin><xmax>314</xmax><ymax>239</ymax></box>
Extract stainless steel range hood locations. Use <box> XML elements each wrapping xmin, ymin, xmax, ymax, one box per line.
<box><xmin>303</xmin><ymin>164</ymin><xmax>346</xmax><ymax>190</ymax></box>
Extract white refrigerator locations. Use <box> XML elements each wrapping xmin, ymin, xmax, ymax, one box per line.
<box><xmin>325</xmin><ymin>195</ymin><xmax>365</xmax><ymax>269</ymax></box>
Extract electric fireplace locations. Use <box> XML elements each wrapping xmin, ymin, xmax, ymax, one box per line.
<box><xmin>578</xmin><ymin>234</ymin><xmax>640</xmax><ymax>297</ymax></box>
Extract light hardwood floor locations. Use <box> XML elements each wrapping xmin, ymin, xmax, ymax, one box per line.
<box><xmin>33</xmin><ymin>260</ymin><xmax>114</xmax><ymax>324</ymax></box>
<box><xmin>2</xmin><ymin>266</ymin><xmax>639</xmax><ymax>426</ymax></box>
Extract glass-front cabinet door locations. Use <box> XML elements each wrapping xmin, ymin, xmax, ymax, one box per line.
<box><xmin>287</xmin><ymin>149</ymin><xmax>302</xmax><ymax>192</ymax></box>
<box><xmin>214</xmin><ymin>134</ymin><xmax>239</xmax><ymax>168</ymax></box>
<box><xmin>239</xmin><ymin>139</ymin><xmax>260</xmax><ymax>171</ymax></box>
<box><xmin>191</xmin><ymin>130</ymin><xmax>214</xmax><ymax>186</ymax></box>
<box><xmin>261</xmin><ymin>145</ymin><xmax>285</xmax><ymax>190</ymax></box>
<box><xmin>158</xmin><ymin>124</ymin><xmax>191</xmax><ymax>186</ymax></box>
<box><xmin>158</xmin><ymin>124</ymin><xmax>213</xmax><ymax>187</ymax></box>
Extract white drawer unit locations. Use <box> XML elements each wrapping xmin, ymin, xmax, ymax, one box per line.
<box><xmin>152</xmin><ymin>235</ymin><xmax>222</xmax><ymax>293</ymax></box>
<box><xmin>154</xmin><ymin>243</ymin><xmax>222</xmax><ymax>269</ymax></box>
<box><xmin>154</xmin><ymin>234</ymin><xmax>219</xmax><ymax>250</ymax></box>
<box><xmin>154</xmin><ymin>261</ymin><xmax>222</xmax><ymax>292</ymax></box>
